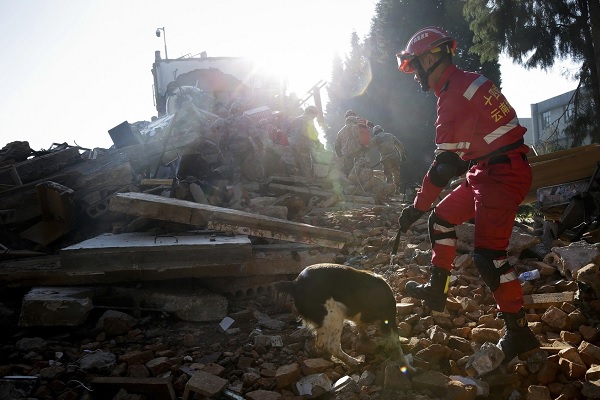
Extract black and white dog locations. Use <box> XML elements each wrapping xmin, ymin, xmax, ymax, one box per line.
<box><xmin>273</xmin><ymin>263</ymin><xmax>412</xmax><ymax>370</ymax></box>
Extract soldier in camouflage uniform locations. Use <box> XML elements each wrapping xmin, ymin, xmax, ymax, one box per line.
<box><xmin>219</xmin><ymin>102</ymin><xmax>264</xmax><ymax>183</ymax></box>
<box><xmin>368</xmin><ymin>125</ymin><xmax>407</xmax><ymax>193</ymax></box>
<box><xmin>288</xmin><ymin>106</ymin><xmax>321</xmax><ymax>177</ymax></box>
<box><xmin>335</xmin><ymin>115</ymin><xmax>364</xmax><ymax>176</ymax></box>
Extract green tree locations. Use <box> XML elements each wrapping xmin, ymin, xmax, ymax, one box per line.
<box><xmin>326</xmin><ymin>0</ymin><xmax>501</xmax><ymax>185</ymax></box>
<box><xmin>325</xmin><ymin>32</ymin><xmax>373</xmax><ymax>147</ymax></box>
<box><xmin>464</xmin><ymin>0</ymin><xmax>599</xmax><ymax>144</ymax></box>
<box><xmin>368</xmin><ymin>0</ymin><xmax>501</xmax><ymax>183</ymax></box>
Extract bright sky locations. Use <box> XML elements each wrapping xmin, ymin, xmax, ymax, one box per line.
<box><xmin>0</xmin><ymin>0</ymin><xmax>580</xmax><ymax>152</ymax></box>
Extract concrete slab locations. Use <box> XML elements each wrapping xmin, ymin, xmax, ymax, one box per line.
<box><xmin>0</xmin><ymin>243</ymin><xmax>337</xmax><ymax>288</ymax></box>
<box><xmin>108</xmin><ymin>192</ymin><xmax>352</xmax><ymax>249</ymax></box>
<box><xmin>19</xmin><ymin>287</ymin><xmax>95</xmax><ymax>327</ymax></box>
<box><xmin>60</xmin><ymin>231</ymin><xmax>252</xmax><ymax>272</ymax></box>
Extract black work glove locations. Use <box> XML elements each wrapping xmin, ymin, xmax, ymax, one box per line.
<box><xmin>398</xmin><ymin>205</ymin><xmax>424</xmax><ymax>232</ymax></box>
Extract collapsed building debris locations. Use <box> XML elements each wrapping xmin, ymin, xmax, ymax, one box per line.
<box><xmin>1</xmin><ymin>58</ymin><xmax>600</xmax><ymax>398</ymax></box>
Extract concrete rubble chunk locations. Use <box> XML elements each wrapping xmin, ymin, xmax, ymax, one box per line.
<box><xmin>558</xmin><ymin>353</ymin><xmax>587</xmax><ymax>379</ymax></box>
<box><xmin>97</xmin><ymin>309</ymin><xmax>139</xmax><ymax>336</ymax></box>
<box><xmin>254</xmin><ymin>333</ymin><xmax>283</xmax><ymax>348</ymax></box>
<box><xmin>79</xmin><ymin>351</ymin><xmax>117</xmax><ymax>373</ymax></box>
<box><xmin>19</xmin><ymin>287</ymin><xmax>94</xmax><ymax>327</ymax></box>
<box><xmin>465</xmin><ymin>342</ymin><xmax>505</xmax><ymax>377</ymax></box>
<box><xmin>586</xmin><ymin>365</ymin><xmax>600</xmax><ymax>382</ymax></box>
<box><xmin>183</xmin><ymin>370</ymin><xmax>228</xmax><ymax>399</ymax></box>
<box><xmin>354</xmin><ymin>370</ymin><xmax>374</xmax><ymax>387</ymax></box>
<box><xmin>294</xmin><ymin>373</ymin><xmax>332</xmax><ymax>398</ymax></box>
<box><xmin>15</xmin><ymin>337</ymin><xmax>47</xmax><ymax>352</ymax></box>
<box><xmin>578</xmin><ymin>341</ymin><xmax>600</xmax><ymax>366</ymax></box>
<box><xmin>575</xmin><ymin>262</ymin><xmax>600</xmax><ymax>298</ymax></box>
<box><xmin>470</xmin><ymin>327</ymin><xmax>501</xmax><ymax>343</ymax></box>
<box><xmin>449</xmin><ymin>375</ymin><xmax>490</xmax><ymax>396</ymax></box>
<box><xmin>558</xmin><ymin>347</ymin><xmax>585</xmax><ymax>366</ymax></box>
<box><xmin>145</xmin><ymin>357</ymin><xmax>172</xmax><ymax>377</ymax></box>
<box><xmin>541</xmin><ymin>305</ymin><xmax>570</xmax><ymax>330</ymax></box>
<box><xmin>411</xmin><ymin>369</ymin><xmax>449</xmax><ymax>396</ymax></box>
<box><xmin>253</xmin><ymin>310</ymin><xmax>285</xmax><ymax>331</ymax></box>
<box><xmin>537</xmin><ymin>358</ymin><xmax>559</xmax><ymax>384</ymax></box>
<box><xmin>301</xmin><ymin>358</ymin><xmax>333</xmax><ymax>375</ymax></box>
<box><xmin>549</xmin><ymin>241</ymin><xmax>600</xmax><ymax>279</ymax></box>
<box><xmin>275</xmin><ymin>363</ymin><xmax>301</xmax><ymax>388</ymax></box>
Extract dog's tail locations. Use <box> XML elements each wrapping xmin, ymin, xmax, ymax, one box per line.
<box><xmin>271</xmin><ymin>280</ymin><xmax>296</xmax><ymax>304</ymax></box>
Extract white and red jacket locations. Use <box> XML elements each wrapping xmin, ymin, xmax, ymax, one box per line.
<box><xmin>414</xmin><ymin>64</ymin><xmax>529</xmax><ymax>211</ymax></box>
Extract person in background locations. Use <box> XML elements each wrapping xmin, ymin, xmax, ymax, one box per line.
<box><xmin>288</xmin><ymin>105</ymin><xmax>321</xmax><ymax>177</ymax></box>
<box><xmin>368</xmin><ymin>125</ymin><xmax>407</xmax><ymax>194</ymax></box>
<box><xmin>344</xmin><ymin>109</ymin><xmax>374</xmax><ymax>147</ymax></box>
<box><xmin>396</xmin><ymin>26</ymin><xmax>540</xmax><ymax>364</ymax></box>
<box><xmin>335</xmin><ymin>115</ymin><xmax>363</xmax><ymax>176</ymax></box>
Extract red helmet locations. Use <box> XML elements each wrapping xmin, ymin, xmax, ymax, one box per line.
<box><xmin>397</xmin><ymin>26</ymin><xmax>456</xmax><ymax>73</ymax></box>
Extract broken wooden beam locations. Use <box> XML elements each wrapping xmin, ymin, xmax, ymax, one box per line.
<box><xmin>107</xmin><ymin>192</ymin><xmax>352</xmax><ymax>248</ymax></box>
<box><xmin>0</xmin><ymin>147</ymin><xmax>81</xmax><ymax>186</ymax></box>
<box><xmin>523</xmin><ymin>144</ymin><xmax>600</xmax><ymax>204</ymax></box>
<box><xmin>20</xmin><ymin>181</ymin><xmax>75</xmax><ymax>246</ymax></box>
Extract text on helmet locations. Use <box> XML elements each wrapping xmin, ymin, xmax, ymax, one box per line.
<box><xmin>411</xmin><ymin>32</ymin><xmax>430</xmax><ymax>45</ymax></box>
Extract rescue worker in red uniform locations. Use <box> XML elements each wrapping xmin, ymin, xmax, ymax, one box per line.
<box><xmin>396</xmin><ymin>26</ymin><xmax>540</xmax><ymax>364</ymax></box>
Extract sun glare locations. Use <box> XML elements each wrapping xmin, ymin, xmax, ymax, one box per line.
<box><xmin>251</xmin><ymin>50</ymin><xmax>326</xmax><ymax>99</ymax></box>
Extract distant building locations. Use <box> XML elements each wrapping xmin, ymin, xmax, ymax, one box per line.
<box><xmin>529</xmin><ymin>89</ymin><xmax>587</xmax><ymax>153</ymax></box>
<box><xmin>519</xmin><ymin>117</ymin><xmax>533</xmax><ymax>146</ymax></box>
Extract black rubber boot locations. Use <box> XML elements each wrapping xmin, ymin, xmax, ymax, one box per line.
<box><xmin>497</xmin><ymin>308</ymin><xmax>540</xmax><ymax>363</ymax></box>
<box><xmin>405</xmin><ymin>266</ymin><xmax>450</xmax><ymax>311</ymax></box>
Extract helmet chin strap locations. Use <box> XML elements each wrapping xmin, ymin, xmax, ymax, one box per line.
<box><xmin>415</xmin><ymin>54</ymin><xmax>447</xmax><ymax>92</ymax></box>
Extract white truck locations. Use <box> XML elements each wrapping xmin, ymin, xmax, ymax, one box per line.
<box><xmin>151</xmin><ymin>51</ymin><xmax>286</xmax><ymax>117</ymax></box>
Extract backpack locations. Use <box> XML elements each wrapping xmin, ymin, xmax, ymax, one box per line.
<box><xmin>357</xmin><ymin>120</ymin><xmax>370</xmax><ymax>147</ymax></box>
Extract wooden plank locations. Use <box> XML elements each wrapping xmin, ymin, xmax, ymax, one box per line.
<box><xmin>107</xmin><ymin>192</ymin><xmax>352</xmax><ymax>249</ymax></box>
<box><xmin>529</xmin><ymin>144</ymin><xmax>599</xmax><ymax>164</ymax></box>
<box><xmin>20</xmin><ymin>219</ymin><xmax>70</xmax><ymax>246</ymax></box>
<box><xmin>539</xmin><ymin>345</ymin><xmax>574</xmax><ymax>353</ymax></box>
<box><xmin>523</xmin><ymin>292</ymin><xmax>575</xmax><ymax>309</ymax></box>
<box><xmin>140</xmin><ymin>178</ymin><xmax>173</xmax><ymax>186</ymax></box>
<box><xmin>0</xmin><ymin>147</ymin><xmax>81</xmax><ymax>185</ymax></box>
<box><xmin>90</xmin><ymin>377</ymin><xmax>176</xmax><ymax>400</ymax></box>
<box><xmin>523</xmin><ymin>145</ymin><xmax>600</xmax><ymax>204</ymax></box>
<box><xmin>19</xmin><ymin>182</ymin><xmax>75</xmax><ymax>246</ymax></box>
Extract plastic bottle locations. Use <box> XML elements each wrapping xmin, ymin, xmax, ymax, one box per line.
<box><xmin>518</xmin><ymin>269</ymin><xmax>541</xmax><ymax>283</ymax></box>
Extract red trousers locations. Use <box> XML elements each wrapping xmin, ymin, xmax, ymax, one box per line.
<box><xmin>433</xmin><ymin>151</ymin><xmax>532</xmax><ymax>312</ymax></box>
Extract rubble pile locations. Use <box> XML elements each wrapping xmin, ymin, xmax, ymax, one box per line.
<box><xmin>0</xmin><ymin>200</ymin><xmax>599</xmax><ymax>399</ymax></box>
<box><xmin>1</xmin><ymin>111</ymin><xmax>600</xmax><ymax>398</ymax></box>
